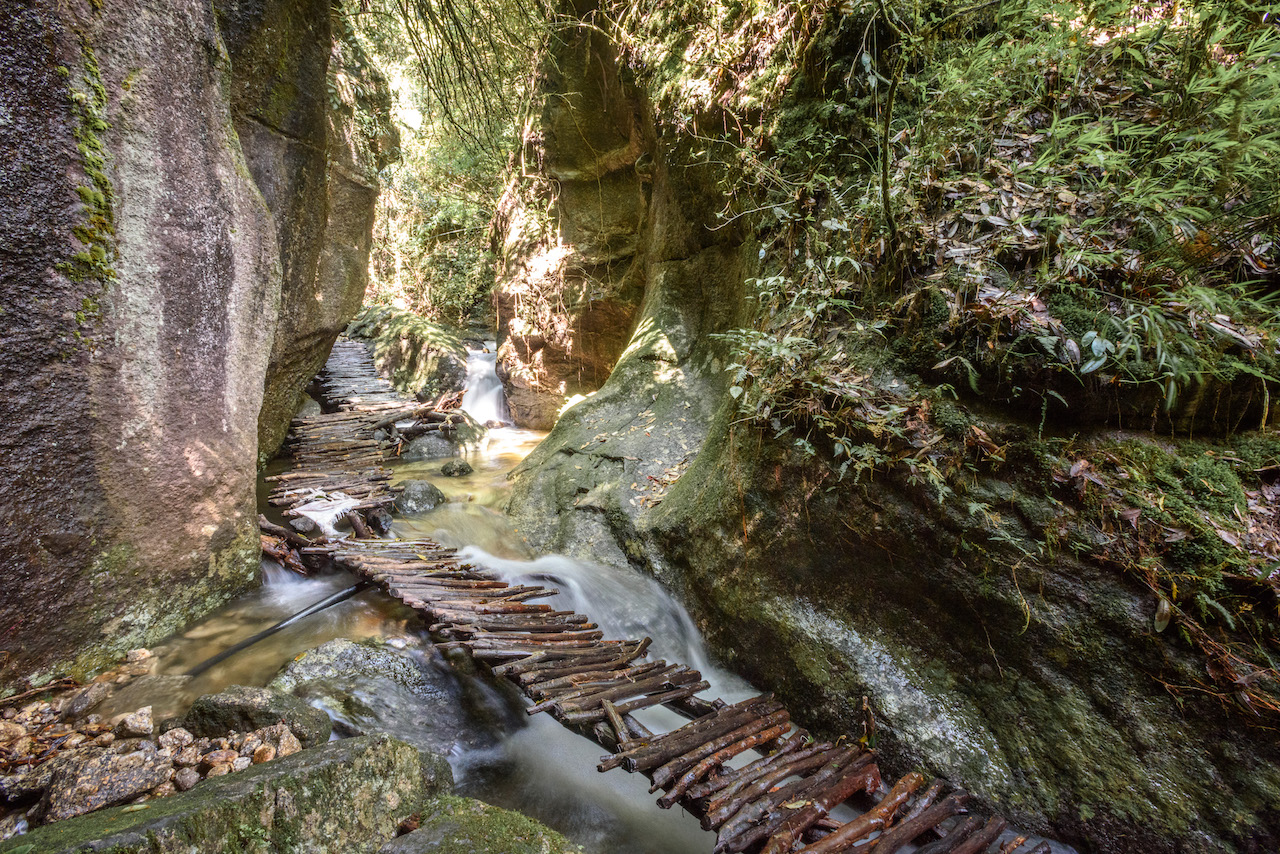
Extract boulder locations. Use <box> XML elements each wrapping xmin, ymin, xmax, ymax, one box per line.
<box><xmin>268</xmin><ymin>639</ymin><xmax>511</xmax><ymax>756</ymax></box>
<box><xmin>0</xmin><ymin>735</ymin><xmax>448</xmax><ymax>854</ymax></box>
<box><xmin>394</xmin><ymin>481</ymin><xmax>447</xmax><ymax>514</ymax></box>
<box><xmin>38</xmin><ymin>745</ymin><xmax>173</xmax><ymax>824</ymax></box>
<box><xmin>295</xmin><ymin>395</ymin><xmax>323</xmax><ymax>418</ymax></box>
<box><xmin>440</xmin><ymin>460</ymin><xmax>473</xmax><ymax>478</ymax></box>
<box><xmin>290</xmin><ymin>516</ymin><xmax>319</xmax><ymax>534</ymax></box>
<box><xmin>378</xmin><ymin>796</ymin><xmax>576</xmax><ymax>854</ymax></box>
<box><xmin>113</xmin><ymin>707</ymin><xmax>153</xmax><ymax>739</ymax></box>
<box><xmin>400</xmin><ymin>435</ymin><xmax>460</xmax><ymax>462</ymax></box>
<box><xmin>180</xmin><ymin>686</ymin><xmax>330</xmax><ymax>748</ymax></box>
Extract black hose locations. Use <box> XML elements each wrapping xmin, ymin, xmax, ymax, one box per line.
<box><xmin>185</xmin><ymin>581</ymin><xmax>373</xmax><ymax>678</ymax></box>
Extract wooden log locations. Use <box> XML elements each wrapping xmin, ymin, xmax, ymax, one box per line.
<box><xmin>793</xmin><ymin>771</ymin><xmax>926</xmax><ymax>854</ymax></box>
<box><xmin>862</xmin><ymin>792</ymin><xmax>970</xmax><ymax>854</ymax></box>
<box><xmin>701</xmin><ymin>744</ymin><xmax>840</xmax><ymax>830</ymax></box>
<box><xmin>347</xmin><ymin>511</ymin><xmax>373</xmax><ymax>539</ymax></box>
<box><xmin>493</xmin><ymin>638</ymin><xmax>650</xmax><ymax>677</ymax></box>
<box><xmin>996</xmin><ymin>836</ymin><xmax>1027</xmax><ymax>854</ymax></box>
<box><xmin>685</xmin><ymin>730</ymin><xmax>811</xmax><ymax>801</ymax></box>
<box><xmin>656</xmin><ymin>721</ymin><xmax>791</xmax><ymax>808</ymax></box>
<box><xmin>600</xmin><ymin>694</ymin><xmax>779</xmax><ymax>773</ymax></box>
<box><xmin>755</xmin><ymin>760</ymin><xmax>890</xmax><ymax>854</ymax></box>
<box><xmin>901</xmin><ymin>778</ymin><xmax>946</xmax><ymax>824</ymax></box>
<box><xmin>649</xmin><ymin>708</ymin><xmax>792</xmax><ymax>791</ymax></box>
<box><xmin>529</xmin><ymin>661</ymin><xmax>672</xmax><ymax>700</ymax></box>
<box><xmin>715</xmin><ymin>749</ymin><xmax>869</xmax><ymax>853</ymax></box>
<box><xmin>560</xmin><ymin>681</ymin><xmax>711</xmax><ymax>725</ymax></box>
<box><xmin>526</xmin><ymin>664</ymin><xmax>683</xmax><ymax>713</ymax></box>
<box><xmin>603</xmin><ymin>699</ymin><xmax>631</xmax><ymax>749</ymax></box>
<box><xmin>556</xmin><ymin>668</ymin><xmax>703</xmax><ymax>716</ymax></box>
<box><xmin>949</xmin><ymin>816</ymin><xmax>1007</xmax><ymax>854</ymax></box>
<box><xmin>912</xmin><ymin>817</ymin><xmax>982</xmax><ymax>854</ymax></box>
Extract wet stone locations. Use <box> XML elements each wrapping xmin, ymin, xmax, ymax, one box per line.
<box><xmin>394</xmin><ymin>480</ymin><xmax>447</xmax><ymax>514</ymax></box>
<box><xmin>158</xmin><ymin>727</ymin><xmax>193</xmax><ymax>752</ymax></box>
<box><xmin>40</xmin><ymin>747</ymin><xmax>174</xmax><ymax>823</ymax></box>
<box><xmin>173</xmin><ymin>767</ymin><xmax>200</xmax><ymax>792</ymax></box>
<box><xmin>440</xmin><ymin>459</ymin><xmax>473</xmax><ymax>477</ymax></box>
<box><xmin>114</xmin><ymin>706</ymin><xmax>154</xmax><ymax>739</ymax></box>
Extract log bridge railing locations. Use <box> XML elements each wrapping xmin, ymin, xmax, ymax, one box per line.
<box><xmin>260</xmin><ymin>339</ymin><xmax>1048</xmax><ymax>854</ymax></box>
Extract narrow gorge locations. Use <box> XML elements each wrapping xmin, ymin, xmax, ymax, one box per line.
<box><xmin>1</xmin><ymin>1</ymin><xmax>1278</xmax><ymax>853</ymax></box>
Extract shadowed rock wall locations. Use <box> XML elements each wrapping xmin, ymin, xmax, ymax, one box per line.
<box><xmin>500</xmin><ymin>8</ymin><xmax>1280</xmax><ymax>853</ymax></box>
<box><xmin>0</xmin><ymin>0</ymin><xmax>279</xmax><ymax>685</ymax></box>
<box><xmin>492</xmin><ymin>19</ymin><xmax>652</xmax><ymax>429</ymax></box>
<box><xmin>217</xmin><ymin>0</ymin><xmax>397</xmax><ymax>461</ymax></box>
<box><xmin>0</xmin><ymin>0</ymin><xmax>393</xmax><ymax>690</ymax></box>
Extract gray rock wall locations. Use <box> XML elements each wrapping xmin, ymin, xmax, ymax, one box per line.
<box><xmin>217</xmin><ymin>0</ymin><xmax>398</xmax><ymax>461</ymax></box>
<box><xmin>492</xmin><ymin>21</ymin><xmax>653</xmax><ymax>429</ymax></box>
<box><xmin>0</xmin><ymin>0</ymin><xmax>392</xmax><ymax>691</ymax></box>
<box><xmin>0</xmin><ymin>0</ymin><xmax>279</xmax><ymax>687</ymax></box>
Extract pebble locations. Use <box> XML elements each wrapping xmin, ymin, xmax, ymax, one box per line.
<box><xmin>205</xmin><ymin>763</ymin><xmax>232</xmax><ymax>777</ymax></box>
<box><xmin>231</xmin><ymin>756</ymin><xmax>251</xmax><ymax>772</ymax></box>
<box><xmin>252</xmin><ymin>744</ymin><xmax>276</xmax><ymax>765</ymax></box>
<box><xmin>125</xmin><ymin>648</ymin><xmax>153</xmax><ymax>663</ymax></box>
<box><xmin>0</xmin><ymin>721</ymin><xmax>26</xmax><ymax>743</ymax></box>
<box><xmin>174</xmin><ymin>767</ymin><xmax>201</xmax><ymax>792</ymax></box>
<box><xmin>115</xmin><ymin>706</ymin><xmax>154</xmax><ymax>738</ymax></box>
<box><xmin>158</xmin><ymin>727</ymin><xmax>194</xmax><ymax>751</ymax></box>
<box><xmin>173</xmin><ymin>745</ymin><xmax>201</xmax><ymax>767</ymax></box>
<box><xmin>201</xmin><ymin>749</ymin><xmax>239</xmax><ymax>769</ymax></box>
<box><xmin>95</xmin><ymin>733</ymin><xmax>115</xmax><ymax>747</ymax></box>
<box><xmin>150</xmin><ymin>781</ymin><xmax>176</xmax><ymax>798</ymax></box>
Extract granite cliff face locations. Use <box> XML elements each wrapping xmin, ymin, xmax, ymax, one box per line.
<box><xmin>218</xmin><ymin>0</ymin><xmax>398</xmax><ymax>461</ymax></box>
<box><xmin>491</xmin><ymin>18</ymin><xmax>653</xmax><ymax>429</ymax></box>
<box><xmin>0</xmin><ymin>0</ymin><xmax>391</xmax><ymax>689</ymax></box>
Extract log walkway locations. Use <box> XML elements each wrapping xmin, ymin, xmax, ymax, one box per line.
<box><xmin>264</xmin><ymin>339</ymin><xmax>1048</xmax><ymax>854</ymax></box>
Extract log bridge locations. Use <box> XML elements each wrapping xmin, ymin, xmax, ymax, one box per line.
<box><xmin>261</xmin><ymin>339</ymin><xmax>1047</xmax><ymax>854</ymax></box>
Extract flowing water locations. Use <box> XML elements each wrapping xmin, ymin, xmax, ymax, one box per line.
<box><xmin>118</xmin><ymin>350</ymin><xmax>1071</xmax><ymax>854</ymax></box>
<box><xmin>459</xmin><ymin>342</ymin><xmax>510</xmax><ymax>425</ymax></box>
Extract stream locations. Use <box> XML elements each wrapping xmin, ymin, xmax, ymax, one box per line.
<box><xmin>107</xmin><ymin>347</ymin><xmax>743</xmax><ymax>854</ymax></box>
<box><xmin>102</xmin><ymin>345</ymin><xmax>1070</xmax><ymax>854</ymax></box>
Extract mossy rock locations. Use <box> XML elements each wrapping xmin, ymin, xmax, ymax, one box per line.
<box><xmin>378</xmin><ymin>796</ymin><xmax>578</xmax><ymax>854</ymax></box>
<box><xmin>0</xmin><ymin>735</ymin><xmax>449</xmax><ymax>853</ymax></box>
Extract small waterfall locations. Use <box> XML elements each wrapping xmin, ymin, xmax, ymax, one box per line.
<box><xmin>456</xmin><ymin>547</ymin><xmax>756</xmax><ymax>704</ymax></box>
<box><xmin>460</xmin><ymin>342</ymin><xmax>510</xmax><ymax>426</ymax></box>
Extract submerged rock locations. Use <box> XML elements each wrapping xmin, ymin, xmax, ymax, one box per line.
<box><xmin>440</xmin><ymin>460</ymin><xmax>473</xmax><ymax>477</ymax></box>
<box><xmin>268</xmin><ymin>639</ymin><xmax>514</xmax><ymax>756</ymax></box>
<box><xmin>179</xmin><ymin>685</ymin><xmax>331</xmax><ymax>748</ymax></box>
<box><xmin>1</xmin><ymin>735</ymin><xmax>446</xmax><ymax>854</ymax></box>
<box><xmin>395</xmin><ymin>480</ymin><xmax>447</xmax><ymax>514</ymax></box>
<box><xmin>401</xmin><ymin>435</ymin><xmax>460</xmax><ymax>462</ymax></box>
<box><xmin>378</xmin><ymin>796</ymin><xmax>576</xmax><ymax>854</ymax></box>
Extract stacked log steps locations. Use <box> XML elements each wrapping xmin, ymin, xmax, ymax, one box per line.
<box><xmin>267</xmin><ymin>339</ymin><xmax>1046</xmax><ymax>854</ymax></box>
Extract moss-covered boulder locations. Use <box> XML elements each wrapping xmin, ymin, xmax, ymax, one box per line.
<box><xmin>378</xmin><ymin>796</ymin><xmax>578</xmax><ymax>854</ymax></box>
<box><xmin>0</xmin><ymin>734</ymin><xmax>449</xmax><ymax>854</ymax></box>
<box><xmin>347</xmin><ymin>305</ymin><xmax>467</xmax><ymax>402</ymax></box>
<box><xmin>267</xmin><ymin>639</ymin><xmax>514</xmax><ymax>756</ymax></box>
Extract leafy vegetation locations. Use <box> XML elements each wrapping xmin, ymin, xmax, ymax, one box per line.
<box><xmin>583</xmin><ymin>0</ymin><xmax>1280</xmax><ymax>719</ymax></box>
<box><xmin>348</xmin><ymin>0</ymin><xmax>550</xmax><ymax>324</ymax></box>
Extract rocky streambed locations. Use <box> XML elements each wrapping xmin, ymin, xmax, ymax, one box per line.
<box><xmin>0</xmin><ymin>647</ymin><xmax>573</xmax><ymax>854</ymax></box>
